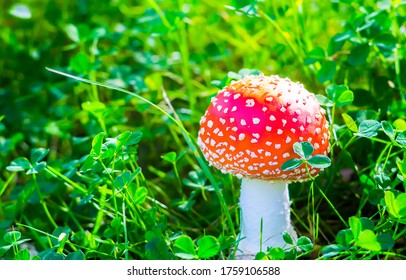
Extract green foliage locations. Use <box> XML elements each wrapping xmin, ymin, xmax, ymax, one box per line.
<box><xmin>321</xmin><ymin>216</ymin><xmax>396</xmax><ymax>259</ymax></box>
<box><xmin>1</xmin><ymin>0</ymin><xmax>406</xmax><ymax>260</ymax></box>
<box><xmin>173</xmin><ymin>235</ymin><xmax>220</xmax><ymax>260</ymax></box>
<box><xmin>256</xmin><ymin>232</ymin><xmax>314</xmax><ymax>260</ymax></box>
<box><xmin>281</xmin><ymin>142</ymin><xmax>331</xmax><ymax>172</ymax></box>
<box><xmin>385</xmin><ymin>191</ymin><xmax>406</xmax><ymax>223</ymax></box>
<box><xmin>174</xmin><ymin>236</ymin><xmax>197</xmax><ymax>260</ymax></box>
<box><xmin>0</xmin><ymin>229</ymin><xmax>31</xmax><ymax>259</ymax></box>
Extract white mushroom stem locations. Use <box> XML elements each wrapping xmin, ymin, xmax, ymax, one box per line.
<box><xmin>237</xmin><ymin>178</ymin><xmax>296</xmax><ymax>259</ymax></box>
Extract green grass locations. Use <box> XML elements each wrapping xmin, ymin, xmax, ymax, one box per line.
<box><xmin>1</xmin><ymin>0</ymin><xmax>406</xmax><ymax>260</ymax></box>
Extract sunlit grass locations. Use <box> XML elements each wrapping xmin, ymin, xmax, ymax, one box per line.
<box><xmin>0</xmin><ymin>0</ymin><xmax>405</xmax><ymax>260</ymax></box>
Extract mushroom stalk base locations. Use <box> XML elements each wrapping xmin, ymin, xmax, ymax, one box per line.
<box><xmin>236</xmin><ymin>178</ymin><xmax>296</xmax><ymax>259</ymax></box>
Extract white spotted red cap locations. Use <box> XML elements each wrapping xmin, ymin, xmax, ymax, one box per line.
<box><xmin>198</xmin><ymin>74</ymin><xmax>330</xmax><ymax>182</ymax></box>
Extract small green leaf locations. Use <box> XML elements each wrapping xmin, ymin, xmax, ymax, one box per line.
<box><xmin>51</xmin><ymin>227</ymin><xmax>71</xmax><ymax>246</ymax></box>
<box><xmin>284</xmin><ymin>247</ymin><xmax>297</xmax><ymax>260</ymax></box>
<box><xmin>377</xmin><ymin>234</ymin><xmax>395</xmax><ymax>250</ymax></box>
<box><xmin>396</xmin><ymin>131</ymin><xmax>406</xmax><ymax>146</ymax></box>
<box><xmin>98</xmin><ymin>243</ymin><xmax>116</xmax><ymax>257</ymax></box>
<box><xmin>131</xmin><ymin>187</ymin><xmax>148</xmax><ymax>205</ymax></box>
<box><xmin>161</xmin><ymin>152</ymin><xmax>177</xmax><ymax>163</ymax></box>
<box><xmin>327</xmin><ymin>32</ymin><xmax>348</xmax><ymax>55</ymax></box>
<box><xmin>69</xmin><ymin>53</ymin><xmax>90</xmax><ymax>73</ymax></box>
<box><xmin>239</xmin><ymin>69</ymin><xmax>261</xmax><ymax>77</ymax></box>
<box><xmin>6</xmin><ymin>157</ymin><xmax>31</xmax><ymax>172</ymax></box>
<box><xmin>333</xmin><ymin>30</ymin><xmax>354</xmax><ymax>42</ymax></box>
<box><xmin>373</xmin><ymin>33</ymin><xmax>397</xmax><ymax>58</ymax></box>
<box><xmin>30</xmin><ymin>148</ymin><xmax>49</xmax><ymax>163</ymax></box>
<box><xmin>0</xmin><ymin>244</ymin><xmax>12</xmax><ymax>255</ymax></box>
<box><xmin>316</xmin><ymin>60</ymin><xmax>337</xmax><ymax>83</ymax></box>
<box><xmin>384</xmin><ymin>191</ymin><xmax>398</xmax><ymax>218</ymax></box>
<box><xmin>282</xmin><ymin>232</ymin><xmax>294</xmax><ymax>245</ymax></box>
<box><xmin>336</xmin><ymin>229</ymin><xmax>354</xmax><ymax>247</ymax></box>
<box><xmin>115</xmin><ymin>131</ymin><xmax>132</xmax><ymax>152</ymax></box>
<box><xmin>218</xmin><ymin>234</ymin><xmax>236</xmax><ymax>251</ymax></box>
<box><xmin>394</xmin><ymin>193</ymin><xmax>406</xmax><ymax>217</ymax></box>
<box><xmin>254</xmin><ymin>251</ymin><xmax>269</xmax><ymax>260</ymax></box>
<box><xmin>374</xmin><ymin>172</ymin><xmax>391</xmax><ymax>188</ymax></box>
<box><xmin>356</xmin><ymin>110</ymin><xmax>379</xmax><ymax>123</ymax></box>
<box><xmin>304</xmin><ymin>46</ymin><xmax>326</xmax><ymax>65</ymax></box>
<box><xmin>349</xmin><ymin>216</ymin><xmax>362</xmax><ymax>240</ymax></box>
<box><xmin>4</xmin><ymin>231</ymin><xmax>21</xmax><ymax>244</ymax></box>
<box><xmin>126</xmin><ymin>131</ymin><xmax>143</xmax><ymax>146</ymax></box>
<box><xmin>325</xmin><ymin>84</ymin><xmax>348</xmax><ymax>102</ymax></box>
<box><xmin>228</xmin><ymin>71</ymin><xmax>242</xmax><ymax>80</ymax></box>
<box><xmin>368</xmin><ymin>189</ymin><xmax>384</xmax><ymax>205</ymax></box>
<box><xmin>14</xmin><ymin>249</ymin><xmax>31</xmax><ymax>260</ymax></box>
<box><xmin>381</xmin><ymin>121</ymin><xmax>394</xmax><ymax>140</ymax></box>
<box><xmin>307</xmin><ymin>155</ymin><xmax>331</xmax><ymax>169</ymax></box>
<box><xmin>296</xmin><ymin>236</ymin><xmax>313</xmax><ymax>252</ymax></box>
<box><xmin>71</xmin><ymin>231</ymin><xmax>97</xmax><ymax>249</ymax></box>
<box><xmin>173</xmin><ymin>236</ymin><xmax>197</xmax><ymax>260</ymax></box>
<box><xmin>356</xmin><ymin>19</ymin><xmax>376</xmax><ymax>33</ymax></box>
<box><xmin>66</xmin><ymin>250</ymin><xmax>85</xmax><ymax>260</ymax></box>
<box><xmin>336</xmin><ymin>90</ymin><xmax>354</xmax><ymax>107</ymax></box>
<box><xmin>355</xmin><ymin>230</ymin><xmax>381</xmax><ymax>251</ymax></box>
<box><xmin>267</xmin><ymin>247</ymin><xmax>285</xmax><ymax>260</ymax></box>
<box><xmin>293</xmin><ymin>142</ymin><xmax>313</xmax><ymax>159</ymax></box>
<box><xmin>281</xmin><ymin>158</ymin><xmax>303</xmax><ymax>171</ymax></box>
<box><xmin>41</xmin><ymin>250</ymin><xmax>65</xmax><ymax>260</ymax></box>
<box><xmin>342</xmin><ymin>113</ymin><xmax>358</xmax><ymax>132</ymax></box>
<box><xmin>360</xmin><ymin>217</ymin><xmax>374</xmax><ymax>231</ymax></box>
<box><xmin>91</xmin><ymin>132</ymin><xmax>105</xmax><ymax>157</ymax></box>
<box><xmin>80</xmin><ymin>155</ymin><xmax>101</xmax><ymax>172</ymax></box>
<box><xmin>396</xmin><ymin>158</ymin><xmax>406</xmax><ymax>178</ymax></box>
<box><xmin>78</xmin><ymin>194</ymin><xmax>94</xmax><ymax>205</ymax></box>
<box><xmin>325</xmin><ymin>83</ymin><xmax>354</xmax><ymax>107</ymax></box>
<box><xmin>26</xmin><ymin>161</ymin><xmax>47</xmax><ymax>175</ymax></box>
<box><xmin>315</xmin><ymin>94</ymin><xmax>334</xmax><ymax>107</ymax></box>
<box><xmin>347</xmin><ymin>44</ymin><xmax>370</xmax><ymax>66</ymax></box>
<box><xmin>197</xmin><ymin>235</ymin><xmax>220</xmax><ymax>259</ymax></box>
<box><xmin>321</xmin><ymin>244</ymin><xmax>345</xmax><ymax>258</ymax></box>
<box><xmin>360</xmin><ymin>174</ymin><xmax>375</xmax><ymax>191</ymax></box>
<box><xmin>114</xmin><ymin>170</ymin><xmax>139</xmax><ymax>190</ymax></box>
<box><xmin>393</xmin><ymin>119</ymin><xmax>406</xmax><ymax>130</ymax></box>
<box><xmin>110</xmin><ymin>217</ymin><xmax>123</xmax><ymax>232</ymax></box>
<box><xmin>355</xmin><ymin>120</ymin><xmax>380</xmax><ymax>138</ymax></box>
<box><xmin>82</xmin><ymin>101</ymin><xmax>106</xmax><ymax>117</ymax></box>
<box><xmin>65</xmin><ymin>24</ymin><xmax>80</xmax><ymax>43</ymax></box>
<box><xmin>99</xmin><ymin>147</ymin><xmax>115</xmax><ymax>160</ymax></box>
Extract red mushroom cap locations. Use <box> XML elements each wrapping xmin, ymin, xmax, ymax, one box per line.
<box><xmin>198</xmin><ymin>74</ymin><xmax>330</xmax><ymax>182</ymax></box>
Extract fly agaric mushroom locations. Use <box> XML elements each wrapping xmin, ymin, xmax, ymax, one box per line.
<box><xmin>197</xmin><ymin>74</ymin><xmax>330</xmax><ymax>259</ymax></box>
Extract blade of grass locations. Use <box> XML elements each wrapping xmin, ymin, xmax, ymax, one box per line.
<box><xmin>45</xmin><ymin>165</ymin><xmax>87</xmax><ymax>194</ymax></box>
<box><xmin>122</xmin><ymin>198</ymin><xmax>129</xmax><ymax>260</ymax></box>
<box><xmin>257</xmin><ymin>8</ymin><xmax>303</xmax><ymax>64</ymax></box>
<box><xmin>93</xmin><ymin>185</ymin><xmax>108</xmax><ymax>235</ymax></box>
<box><xmin>316</xmin><ymin>184</ymin><xmax>347</xmax><ymax>228</ymax></box>
<box><xmin>32</xmin><ymin>173</ymin><xmax>58</xmax><ymax>229</ymax></box>
<box><xmin>0</xmin><ymin>172</ymin><xmax>15</xmax><ymax>197</ymax></box>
